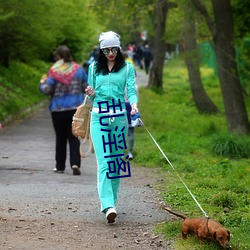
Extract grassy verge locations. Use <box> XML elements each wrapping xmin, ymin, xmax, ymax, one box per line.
<box><xmin>0</xmin><ymin>60</ymin><xmax>50</xmax><ymax>125</ymax></box>
<box><xmin>133</xmin><ymin>59</ymin><xmax>250</xmax><ymax>250</ymax></box>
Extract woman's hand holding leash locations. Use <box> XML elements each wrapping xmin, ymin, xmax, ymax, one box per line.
<box><xmin>85</xmin><ymin>86</ymin><xmax>95</xmax><ymax>97</ymax></box>
<box><xmin>131</xmin><ymin>103</ymin><xmax>138</xmax><ymax>116</ymax></box>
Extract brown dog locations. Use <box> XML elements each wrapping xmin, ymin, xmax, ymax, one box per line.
<box><xmin>162</xmin><ymin>207</ymin><xmax>231</xmax><ymax>249</ymax></box>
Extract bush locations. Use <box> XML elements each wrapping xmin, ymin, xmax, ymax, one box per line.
<box><xmin>0</xmin><ymin>60</ymin><xmax>49</xmax><ymax>123</ymax></box>
<box><xmin>210</xmin><ymin>191</ymin><xmax>237</xmax><ymax>209</ymax></box>
<box><xmin>210</xmin><ymin>135</ymin><xmax>250</xmax><ymax>159</ymax></box>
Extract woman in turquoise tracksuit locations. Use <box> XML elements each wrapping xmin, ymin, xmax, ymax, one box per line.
<box><xmin>86</xmin><ymin>31</ymin><xmax>138</xmax><ymax>223</ymax></box>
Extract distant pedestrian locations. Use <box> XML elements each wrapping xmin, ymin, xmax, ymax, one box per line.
<box><xmin>143</xmin><ymin>44</ymin><xmax>152</xmax><ymax>74</ymax></box>
<box><xmin>134</xmin><ymin>45</ymin><xmax>144</xmax><ymax>69</ymax></box>
<box><xmin>87</xmin><ymin>46</ymin><xmax>99</xmax><ymax>70</ymax></box>
<box><xmin>39</xmin><ymin>45</ymin><xmax>88</xmax><ymax>175</ymax></box>
<box><xmin>123</xmin><ymin>52</ymin><xmax>137</xmax><ymax>160</ymax></box>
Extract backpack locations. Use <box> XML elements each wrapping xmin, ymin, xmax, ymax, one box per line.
<box><xmin>72</xmin><ymin>95</ymin><xmax>93</xmax><ymax>158</ymax></box>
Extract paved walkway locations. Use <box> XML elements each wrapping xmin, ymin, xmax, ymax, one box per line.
<box><xmin>135</xmin><ymin>68</ymin><xmax>149</xmax><ymax>88</ymax></box>
<box><xmin>0</xmin><ymin>70</ymin><xmax>173</xmax><ymax>249</ymax></box>
<box><xmin>0</xmin><ymin>104</ymin><xmax>163</xmax><ymax>223</ymax></box>
<box><xmin>0</xmin><ymin>68</ymin><xmax>155</xmax><ymax>221</ymax></box>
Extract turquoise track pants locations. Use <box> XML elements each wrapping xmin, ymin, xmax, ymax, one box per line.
<box><xmin>90</xmin><ymin>110</ymin><xmax>128</xmax><ymax>212</ymax></box>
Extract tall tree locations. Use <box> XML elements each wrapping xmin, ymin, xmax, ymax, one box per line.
<box><xmin>191</xmin><ymin>0</ymin><xmax>250</xmax><ymax>134</ymax></box>
<box><xmin>148</xmin><ymin>0</ymin><xmax>176</xmax><ymax>89</ymax></box>
<box><xmin>184</xmin><ymin>1</ymin><xmax>218</xmax><ymax>114</ymax></box>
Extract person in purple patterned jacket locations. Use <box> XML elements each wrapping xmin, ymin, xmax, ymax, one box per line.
<box><xmin>39</xmin><ymin>45</ymin><xmax>88</xmax><ymax>175</ymax></box>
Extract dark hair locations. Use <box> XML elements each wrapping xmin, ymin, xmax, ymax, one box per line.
<box><xmin>54</xmin><ymin>45</ymin><xmax>73</xmax><ymax>63</ymax></box>
<box><xmin>95</xmin><ymin>48</ymin><xmax>126</xmax><ymax>75</ymax></box>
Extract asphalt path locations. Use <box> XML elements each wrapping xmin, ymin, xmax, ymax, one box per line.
<box><xmin>0</xmin><ymin>105</ymin><xmax>165</xmax><ymax>222</ymax></box>
<box><xmin>0</xmin><ymin>69</ymin><xmax>172</xmax><ymax>249</ymax></box>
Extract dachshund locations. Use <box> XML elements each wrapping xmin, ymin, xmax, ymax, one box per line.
<box><xmin>162</xmin><ymin>206</ymin><xmax>231</xmax><ymax>249</ymax></box>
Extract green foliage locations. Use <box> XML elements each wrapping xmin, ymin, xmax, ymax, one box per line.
<box><xmin>165</xmin><ymin>0</ymin><xmax>213</xmax><ymax>45</ymax></box>
<box><xmin>165</xmin><ymin>2</ymin><xmax>184</xmax><ymax>44</ymax></box>
<box><xmin>92</xmin><ymin>0</ymin><xmax>155</xmax><ymax>45</ymax></box>
<box><xmin>236</xmin><ymin>37</ymin><xmax>250</xmax><ymax>95</ymax></box>
<box><xmin>134</xmin><ymin>58</ymin><xmax>250</xmax><ymax>249</ymax></box>
<box><xmin>210</xmin><ymin>191</ymin><xmax>238</xmax><ymax>209</ymax></box>
<box><xmin>232</xmin><ymin>0</ymin><xmax>250</xmax><ymax>39</ymax></box>
<box><xmin>0</xmin><ymin>60</ymin><xmax>49</xmax><ymax>122</ymax></box>
<box><xmin>154</xmin><ymin>221</ymin><xmax>181</xmax><ymax>240</ymax></box>
<box><xmin>210</xmin><ymin>134</ymin><xmax>250</xmax><ymax>159</ymax></box>
<box><xmin>0</xmin><ymin>0</ymin><xmax>100</xmax><ymax>66</ymax></box>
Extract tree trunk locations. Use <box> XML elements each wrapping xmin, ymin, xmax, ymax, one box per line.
<box><xmin>191</xmin><ymin>0</ymin><xmax>250</xmax><ymax>134</ymax></box>
<box><xmin>184</xmin><ymin>4</ymin><xmax>218</xmax><ymax>114</ymax></box>
<box><xmin>212</xmin><ymin>0</ymin><xmax>250</xmax><ymax>134</ymax></box>
<box><xmin>147</xmin><ymin>0</ymin><xmax>169</xmax><ymax>90</ymax></box>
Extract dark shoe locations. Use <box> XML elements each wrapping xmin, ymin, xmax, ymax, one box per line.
<box><xmin>72</xmin><ymin>165</ymin><xmax>81</xmax><ymax>175</ymax></box>
<box><xmin>53</xmin><ymin>168</ymin><xmax>64</xmax><ymax>173</ymax></box>
<box><xmin>106</xmin><ymin>207</ymin><xmax>117</xmax><ymax>223</ymax></box>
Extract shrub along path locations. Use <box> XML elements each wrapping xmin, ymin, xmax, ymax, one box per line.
<box><xmin>0</xmin><ymin>69</ymin><xmax>174</xmax><ymax>249</ymax></box>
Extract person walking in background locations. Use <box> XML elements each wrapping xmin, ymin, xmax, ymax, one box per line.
<box><xmin>88</xmin><ymin>46</ymin><xmax>99</xmax><ymax>64</ymax></box>
<box><xmin>123</xmin><ymin>51</ymin><xmax>137</xmax><ymax>160</ymax></box>
<box><xmin>39</xmin><ymin>45</ymin><xmax>88</xmax><ymax>175</ymax></box>
<box><xmin>87</xmin><ymin>46</ymin><xmax>100</xmax><ymax>71</ymax></box>
<box><xmin>85</xmin><ymin>31</ymin><xmax>138</xmax><ymax>223</ymax></box>
<box><xmin>125</xmin><ymin>101</ymin><xmax>135</xmax><ymax>159</ymax></box>
<box><xmin>143</xmin><ymin>44</ymin><xmax>152</xmax><ymax>74</ymax></box>
<box><xmin>134</xmin><ymin>44</ymin><xmax>144</xmax><ymax>69</ymax></box>
<box><xmin>123</xmin><ymin>51</ymin><xmax>134</xmax><ymax>66</ymax></box>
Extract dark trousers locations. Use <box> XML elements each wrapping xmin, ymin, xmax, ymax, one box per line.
<box><xmin>125</xmin><ymin>102</ymin><xmax>134</xmax><ymax>152</ymax></box>
<box><xmin>51</xmin><ymin>110</ymin><xmax>80</xmax><ymax>171</ymax></box>
<box><xmin>128</xmin><ymin>127</ymin><xmax>134</xmax><ymax>152</ymax></box>
<box><xmin>144</xmin><ymin>59</ymin><xmax>151</xmax><ymax>74</ymax></box>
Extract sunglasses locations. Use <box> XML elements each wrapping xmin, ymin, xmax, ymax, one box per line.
<box><xmin>102</xmin><ymin>47</ymin><xmax>119</xmax><ymax>55</ymax></box>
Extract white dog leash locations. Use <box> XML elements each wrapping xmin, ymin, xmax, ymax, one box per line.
<box><xmin>139</xmin><ymin>118</ymin><xmax>209</xmax><ymax>218</ymax></box>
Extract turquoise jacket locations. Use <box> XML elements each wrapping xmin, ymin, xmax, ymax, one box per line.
<box><xmin>87</xmin><ymin>62</ymin><xmax>138</xmax><ymax>110</ymax></box>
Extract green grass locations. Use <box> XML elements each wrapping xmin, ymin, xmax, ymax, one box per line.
<box><xmin>133</xmin><ymin>59</ymin><xmax>250</xmax><ymax>250</ymax></box>
<box><xmin>0</xmin><ymin>60</ymin><xmax>50</xmax><ymax>123</ymax></box>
